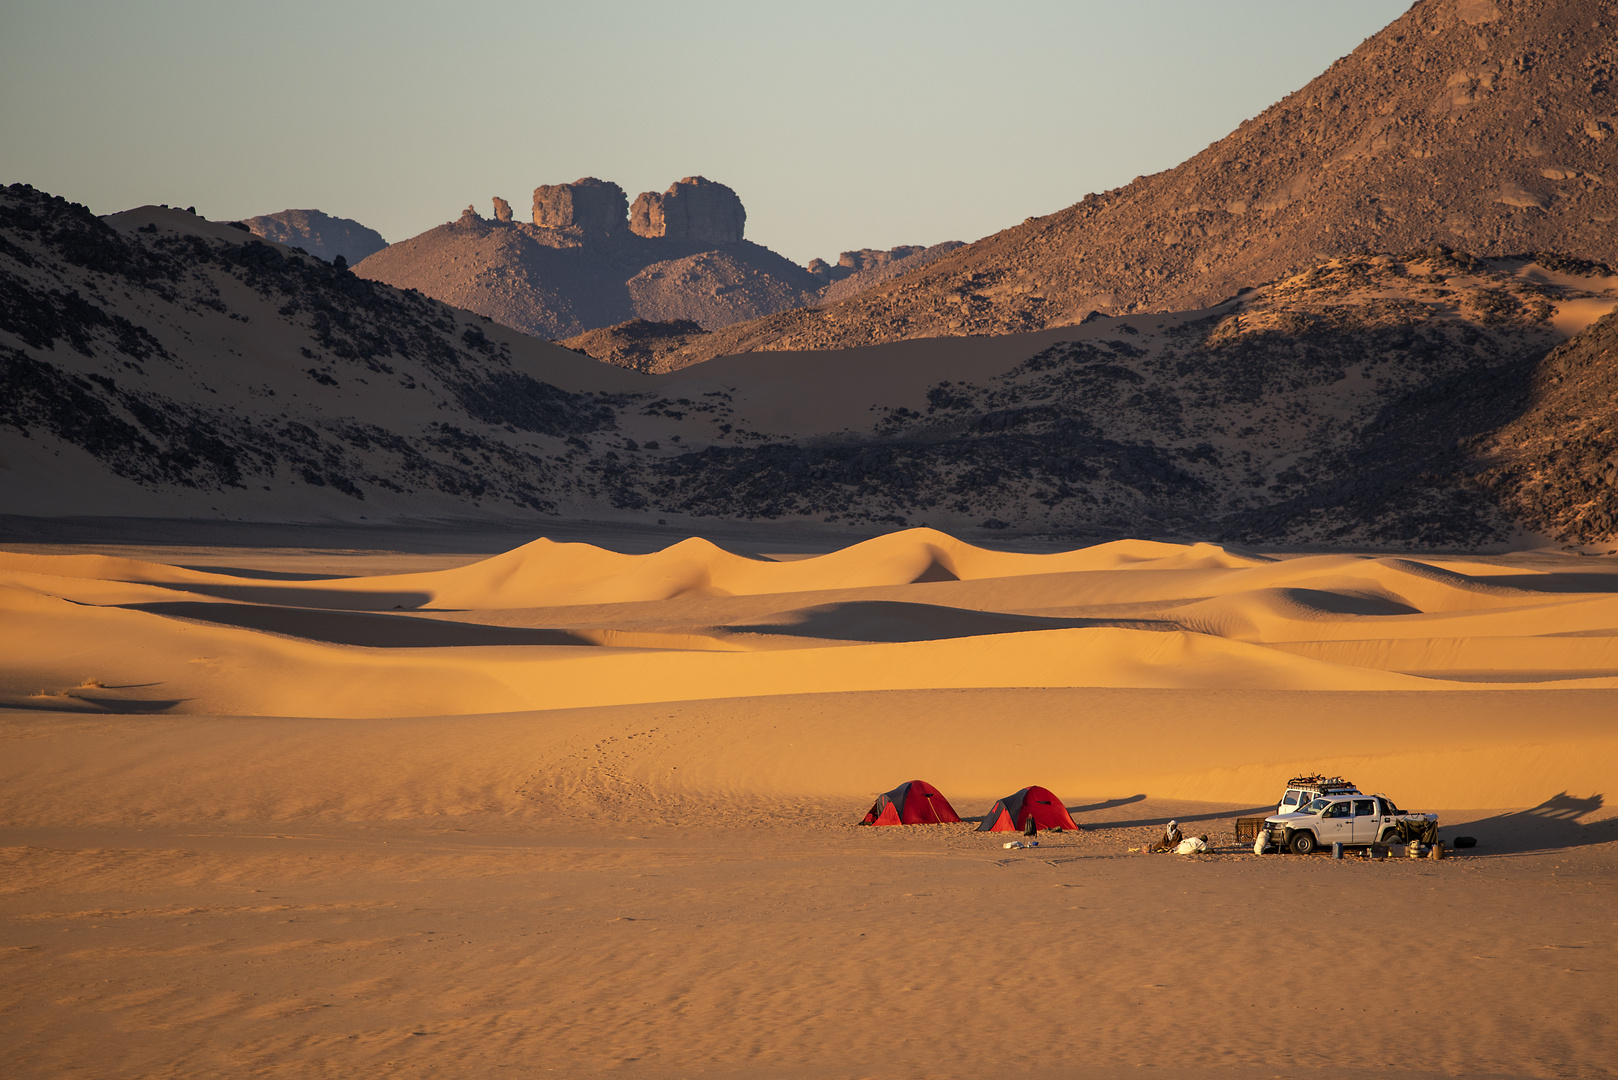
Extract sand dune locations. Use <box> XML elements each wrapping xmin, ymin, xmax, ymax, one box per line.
<box><xmin>4</xmin><ymin>526</ymin><xmax>1616</xmax><ymax>1080</ymax></box>
<box><xmin>5</xmin><ymin>529</ymin><xmax>1618</xmax><ymax>727</ymax></box>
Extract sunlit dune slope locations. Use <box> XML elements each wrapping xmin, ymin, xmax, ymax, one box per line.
<box><xmin>4</xmin><ymin>529</ymin><xmax>1617</xmax><ymax>722</ymax></box>
<box><xmin>0</xmin><ymin>531</ymin><xmax>1265</xmax><ymax>607</ymax></box>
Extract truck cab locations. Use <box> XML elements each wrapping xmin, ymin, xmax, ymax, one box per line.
<box><xmin>1265</xmin><ymin>794</ymin><xmax>1434</xmax><ymax>854</ymax></box>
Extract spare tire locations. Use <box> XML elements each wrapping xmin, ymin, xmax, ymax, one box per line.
<box><xmin>1452</xmin><ymin>836</ymin><xmax>1477</xmax><ymax>849</ymax></box>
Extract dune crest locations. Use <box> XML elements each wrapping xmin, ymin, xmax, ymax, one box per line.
<box><xmin>4</xmin><ymin>529</ymin><xmax>1617</xmax><ymax>723</ymax></box>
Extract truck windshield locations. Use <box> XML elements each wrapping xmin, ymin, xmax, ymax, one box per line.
<box><xmin>1299</xmin><ymin>798</ymin><xmax>1330</xmax><ymax>815</ymax></box>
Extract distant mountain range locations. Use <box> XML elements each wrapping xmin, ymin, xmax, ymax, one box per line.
<box><xmin>3</xmin><ymin>182</ymin><xmax>1617</xmax><ymax>549</ymax></box>
<box><xmin>353</xmin><ymin>176</ymin><xmax>959</xmax><ymax>346</ymax></box>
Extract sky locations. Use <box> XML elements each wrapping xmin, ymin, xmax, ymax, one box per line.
<box><xmin>0</xmin><ymin>1</ymin><xmax>1412</xmax><ymax>265</ymax></box>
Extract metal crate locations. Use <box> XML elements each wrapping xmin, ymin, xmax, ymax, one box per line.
<box><xmin>1235</xmin><ymin>816</ymin><xmax>1267</xmax><ymax>844</ymax></box>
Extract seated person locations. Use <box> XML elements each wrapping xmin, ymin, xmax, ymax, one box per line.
<box><xmin>1150</xmin><ymin>820</ymin><xmax>1183</xmax><ymax>852</ymax></box>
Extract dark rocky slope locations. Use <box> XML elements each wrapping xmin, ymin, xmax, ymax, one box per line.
<box><xmin>607</xmin><ymin>252</ymin><xmax>1616</xmax><ymax>547</ymax></box>
<box><xmin>1470</xmin><ymin>306</ymin><xmax>1618</xmax><ymax>542</ymax></box>
<box><xmin>0</xmin><ymin>183</ymin><xmax>638</xmax><ymax>517</ymax></box>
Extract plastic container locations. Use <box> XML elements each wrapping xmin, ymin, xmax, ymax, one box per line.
<box><xmin>1332</xmin><ymin>842</ymin><xmax>1343</xmax><ymax>860</ymax></box>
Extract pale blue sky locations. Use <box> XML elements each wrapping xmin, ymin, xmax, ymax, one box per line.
<box><xmin>0</xmin><ymin>1</ymin><xmax>1411</xmax><ymax>264</ymax></box>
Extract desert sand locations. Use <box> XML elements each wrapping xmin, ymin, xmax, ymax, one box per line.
<box><xmin>2</xmin><ymin>526</ymin><xmax>1615</xmax><ymax>1079</ymax></box>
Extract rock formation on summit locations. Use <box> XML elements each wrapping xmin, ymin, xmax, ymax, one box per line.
<box><xmin>532</xmin><ymin>178</ymin><xmax>629</xmax><ymax>234</ymax></box>
<box><xmin>629</xmin><ymin>177</ymin><xmax>745</xmax><ymax>243</ymax></box>
<box><xmin>240</xmin><ymin>208</ymin><xmax>387</xmax><ymax>266</ymax></box>
<box><xmin>815</xmin><ymin>242</ymin><xmax>967</xmax><ymax>304</ymax></box>
<box><xmin>356</xmin><ymin>175</ymin><xmax>818</xmax><ymax>339</ymax></box>
<box><xmin>807</xmin><ymin>247</ymin><xmax>927</xmax><ymax>285</ymax></box>
<box><xmin>646</xmin><ymin>0</ymin><xmax>1618</xmax><ymax>368</ymax></box>
<box><xmin>356</xmin><ymin>169</ymin><xmax>955</xmax><ymax>349</ymax></box>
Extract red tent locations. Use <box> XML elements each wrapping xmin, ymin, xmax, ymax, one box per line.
<box><xmin>860</xmin><ymin>780</ymin><xmax>962</xmax><ymax>826</ymax></box>
<box><xmin>975</xmin><ymin>786</ymin><xmax>1079</xmax><ymax>832</ymax></box>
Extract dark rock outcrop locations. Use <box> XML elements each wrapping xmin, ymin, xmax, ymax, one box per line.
<box><xmin>492</xmin><ymin>196</ymin><xmax>513</xmax><ymax>223</ymax></box>
<box><xmin>241</xmin><ymin>209</ymin><xmax>387</xmax><ymax>266</ymax></box>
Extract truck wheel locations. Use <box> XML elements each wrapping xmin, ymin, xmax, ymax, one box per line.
<box><xmin>1289</xmin><ymin>831</ymin><xmax>1317</xmax><ymax>856</ymax></box>
<box><xmin>1379</xmin><ymin>829</ymin><xmax>1400</xmax><ymax>846</ymax></box>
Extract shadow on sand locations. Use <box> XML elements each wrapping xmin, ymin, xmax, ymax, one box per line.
<box><xmin>0</xmin><ymin>694</ymin><xmax>188</xmax><ymax>714</ymax></box>
<box><xmin>1088</xmin><ymin>805</ymin><xmax>1276</xmax><ymax>830</ymax></box>
<box><xmin>1447</xmin><ymin>792</ymin><xmax>1616</xmax><ymax>854</ymax></box>
<box><xmin>121</xmin><ymin>601</ymin><xmax>591</xmax><ymax>647</ymax></box>
<box><xmin>1067</xmin><ymin>794</ymin><xmax>1147</xmax><ymax>815</ymax></box>
<box><xmin>177</xmin><ymin>564</ymin><xmax>355</xmax><ymax>581</ymax></box>
<box><xmin>965</xmin><ymin>796</ymin><xmax>1257</xmax><ymax>830</ymax></box>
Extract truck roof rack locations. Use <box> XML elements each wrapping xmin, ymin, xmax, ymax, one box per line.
<box><xmin>1286</xmin><ymin>775</ymin><xmax>1360</xmax><ymax>795</ymax></box>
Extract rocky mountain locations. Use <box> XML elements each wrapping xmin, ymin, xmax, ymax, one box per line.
<box><xmin>644</xmin><ymin>0</ymin><xmax>1618</xmax><ymax>368</ymax></box>
<box><xmin>6</xmin><ymin>181</ymin><xmax>1617</xmax><ymax>548</ymax></box>
<box><xmin>814</xmin><ymin>242</ymin><xmax>966</xmax><ymax>305</ymax></box>
<box><xmin>241</xmin><ymin>208</ymin><xmax>387</xmax><ymax>265</ymax></box>
<box><xmin>353</xmin><ymin>177</ymin><xmax>823</xmax><ymax>339</ymax></box>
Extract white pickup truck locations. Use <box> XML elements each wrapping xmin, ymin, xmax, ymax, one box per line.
<box><xmin>1264</xmin><ymin>794</ymin><xmax>1438</xmax><ymax>854</ymax></box>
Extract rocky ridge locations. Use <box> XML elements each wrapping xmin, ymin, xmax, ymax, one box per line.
<box><xmin>815</xmin><ymin>243</ymin><xmax>967</xmax><ymax>304</ymax></box>
<box><xmin>241</xmin><ymin>209</ymin><xmax>387</xmax><ymax>266</ymax></box>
